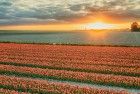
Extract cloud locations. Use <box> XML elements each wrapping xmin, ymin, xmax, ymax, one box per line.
<box><xmin>0</xmin><ymin>0</ymin><xmax>13</xmax><ymax>19</ymax></box>
<box><xmin>0</xmin><ymin>0</ymin><xmax>140</xmax><ymax>25</ymax></box>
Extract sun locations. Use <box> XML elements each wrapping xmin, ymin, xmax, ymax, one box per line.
<box><xmin>85</xmin><ymin>22</ymin><xmax>116</xmax><ymax>30</ymax></box>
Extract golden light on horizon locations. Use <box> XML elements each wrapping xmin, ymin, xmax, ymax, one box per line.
<box><xmin>0</xmin><ymin>24</ymin><xmax>80</xmax><ymax>31</ymax></box>
<box><xmin>85</xmin><ymin>22</ymin><xmax>117</xmax><ymax>30</ymax></box>
<box><xmin>0</xmin><ymin>21</ymin><xmax>130</xmax><ymax>31</ymax></box>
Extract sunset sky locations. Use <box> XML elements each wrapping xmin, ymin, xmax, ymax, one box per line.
<box><xmin>0</xmin><ymin>0</ymin><xmax>140</xmax><ymax>30</ymax></box>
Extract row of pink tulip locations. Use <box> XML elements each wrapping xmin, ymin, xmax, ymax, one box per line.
<box><xmin>0</xmin><ymin>64</ymin><xmax>140</xmax><ymax>88</ymax></box>
<box><xmin>0</xmin><ymin>52</ymin><xmax>139</xmax><ymax>68</ymax></box>
<box><xmin>0</xmin><ymin>56</ymin><xmax>139</xmax><ymax>77</ymax></box>
<box><xmin>0</xmin><ymin>44</ymin><xmax>139</xmax><ymax>70</ymax></box>
<box><xmin>0</xmin><ymin>48</ymin><xmax>139</xmax><ymax>60</ymax></box>
<box><xmin>0</xmin><ymin>88</ymin><xmax>29</xmax><ymax>94</ymax></box>
<box><xmin>0</xmin><ymin>75</ymin><xmax>129</xmax><ymax>94</ymax></box>
<box><xmin>0</xmin><ymin>43</ymin><xmax>139</xmax><ymax>62</ymax></box>
<box><xmin>0</xmin><ymin>43</ymin><xmax>139</xmax><ymax>54</ymax></box>
<box><xmin>0</xmin><ymin>46</ymin><xmax>139</xmax><ymax>64</ymax></box>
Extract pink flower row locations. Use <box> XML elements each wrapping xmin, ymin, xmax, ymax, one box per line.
<box><xmin>0</xmin><ymin>56</ymin><xmax>139</xmax><ymax>76</ymax></box>
<box><xmin>0</xmin><ymin>88</ymin><xmax>29</xmax><ymax>94</ymax></box>
<box><xmin>0</xmin><ymin>52</ymin><xmax>139</xmax><ymax>67</ymax></box>
<box><xmin>0</xmin><ymin>75</ymin><xmax>129</xmax><ymax>94</ymax></box>
<box><xmin>0</xmin><ymin>64</ymin><xmax>140</xmax><ymax>88</ymax></box>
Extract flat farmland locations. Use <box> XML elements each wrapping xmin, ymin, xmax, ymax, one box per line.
<box><xmin>0</xmin><ymin>43</ymin><xmax>140</xmax><ymax>94</ymax></box>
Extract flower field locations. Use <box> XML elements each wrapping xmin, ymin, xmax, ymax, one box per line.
<box><xmin>0</xmin><ymin>43</ymin><xmax>140</xmax><ymax>93</ymax></box>
<box><xmin>0</xmin><ymin>88</ymin><xmax>30</xmax><ymax>94</ymax></box>
<box><xmin>0</xmin><ymin>75</ymin><xmax>129</xmax><ymax>94</ymax></box>
<box><xmin>0</xmin><ymin>64</ymin><xmax>140</xmax><ymax>89</ymax></box>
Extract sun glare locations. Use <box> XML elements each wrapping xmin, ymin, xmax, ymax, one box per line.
<box><xmin>85</xmin><ymin>22</ymin><xmax>116</xmax><ymax>30</ymax></box>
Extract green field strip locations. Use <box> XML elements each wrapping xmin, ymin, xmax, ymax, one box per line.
<box><xmin>0</xmin><ymin>62</ymin><xmax>140</xmax><ymax>77</ymax></box>
<box><xmin>0</xmin><ymin>70</ymin><xmax>140</xmax><ymax>89</ymax></box>
<box><xmin>1</xmin><ymin>41</ymin><xmax>140</xmax><ymax>47</ymax></box>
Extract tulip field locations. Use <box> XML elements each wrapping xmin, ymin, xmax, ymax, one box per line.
<box><xmin>0</xmin><ymin>43</ymin><xmax>140</xmax><ymax>94</ymax></box>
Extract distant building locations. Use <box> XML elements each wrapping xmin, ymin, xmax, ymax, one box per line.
<box><xmin>131</xmin><ymin>22</ymin><xmax>140</xmax><ymax>32</ymax></box>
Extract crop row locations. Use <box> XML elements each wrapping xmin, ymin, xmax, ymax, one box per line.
<box><xmin>0</xmin><ymin>53</ymin><xmax>139</xmax><ymax>68</ymax></box>
<box><xmin>0</xmin><ymin>75</ymin><xmax>129</xmax><ymax>94</ymax></box>
<box><xmin>0</xmin><ymin>43</ymin><xmax>139</xmax><ymax>54</ymax></box>
<box><xmin>0</xmin><ymin>44</ymin><xmax>140</xmax><ymax>69</ymax></box>
<box><xmin>0</xmin><ymin>58</ymin><xmax>139</xmax><ymax>77</ymax></box>
<box><xmin>0</xmin><ymin>64</ymin><xmax>140</xmax><ymax>89</ymax></box>
<box><xmin>0</xmin><ymin>43</ymin><xmax>140</xmax><ymax>61</ymax></box>
<box><xmin>0</xmin><ymin>49</ymin><xmax>139</xmax><ymax>61</ymax></box>
<box><xmin>0</xmin><ymin>88</ymin><xmax>29</xmax><ymax>94</ymax></box>
<box><xmin>0</xmin><ymin>46</ymin><xmax>139</xmax><ymax>63</ymax></box>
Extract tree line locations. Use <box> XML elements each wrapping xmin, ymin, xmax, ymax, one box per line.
<box><xmin>131</xmin><ymin>22</ymin><xmax>140</xmax><ymax>32</ymax></box>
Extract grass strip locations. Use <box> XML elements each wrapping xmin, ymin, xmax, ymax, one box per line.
<box><xmin>0</xmin><ymin>41</ymin><xmax>140</xmax><ymax>47</ymax></box>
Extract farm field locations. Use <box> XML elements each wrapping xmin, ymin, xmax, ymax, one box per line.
<box><xmin>0</xmin><ymin>43</ymin><xmax>140</xmax><ymax>94</ymax></box>
<box><xmin>0</xmin><ymin>31</ymin><xmax>140</xmax><ymax>46</ymax></box>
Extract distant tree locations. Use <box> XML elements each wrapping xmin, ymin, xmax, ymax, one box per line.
<box><xmin>131</xmin><ymin>22</ymin><xmax>140</xmax><ymax>32</ymax></box>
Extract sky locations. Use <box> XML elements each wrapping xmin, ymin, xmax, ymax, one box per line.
<box><xmin>0</xmin><ymin>0</ymin><xmax>140</xmax><ymax>30</ymax></box>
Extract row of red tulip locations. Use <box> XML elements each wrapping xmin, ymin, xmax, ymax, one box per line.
<box><xmin>0</xmin><ymin>64</ymin><xmax>140</xmax><ymax>88</ymax></box>
<box><xmin>0</xmin><ymin>75</ymin><xmax>129</xmax><ymax>94</ymax></box>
